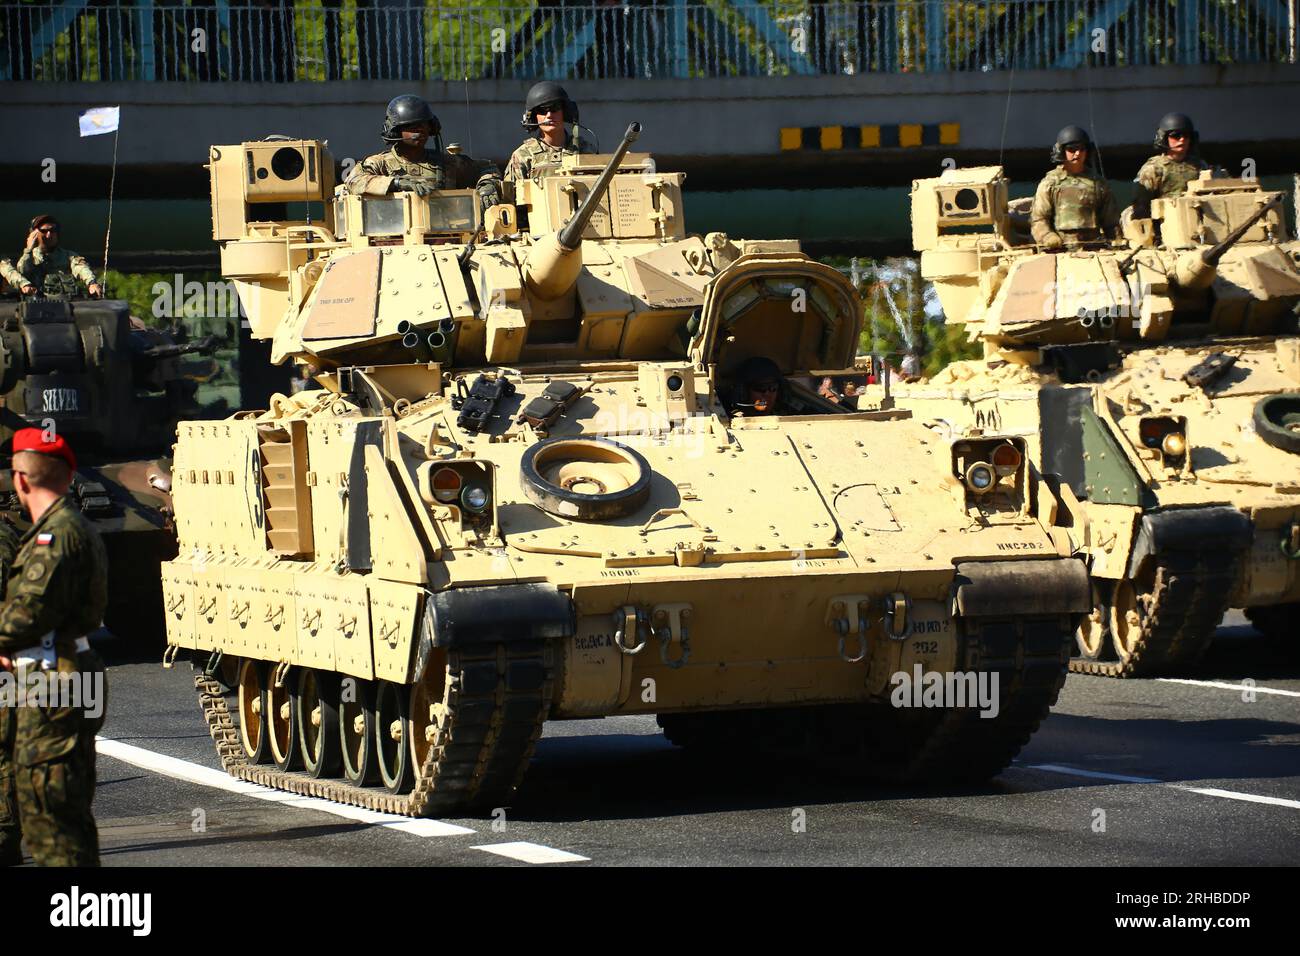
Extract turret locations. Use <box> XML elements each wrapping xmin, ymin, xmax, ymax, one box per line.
<box><xmin>1171</xmin><ymin>193</ymin><xmax>1283</xmax><ymax>290</ymax></box>
<box><xmin>524</xmin><ymin>123</ymin><xmax>642</xmax><ymax>300</ymax></box>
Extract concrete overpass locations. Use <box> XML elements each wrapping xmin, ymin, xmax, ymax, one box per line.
<box><xmin>7</xmin><ymin>63</ymin><xmax>1300</xmax><ymax>195</ymax></box>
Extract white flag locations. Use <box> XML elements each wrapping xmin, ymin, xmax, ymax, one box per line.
<box><xmin>79</xmin><ymin>106</ymin><xmax>120</xmax><ymax>137</ymax></box>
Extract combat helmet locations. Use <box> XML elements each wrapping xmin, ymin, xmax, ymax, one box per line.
<box><xmin>1154</xmin><ymin>112</ymin><xmax>1198</xmax><ymax>152</ymax></box>
<box><xmin>521</xmin><ymin>81</ymin><xmax>580</xmax><ymax>130</ymax></box>
<box><xmin>1050</xmin><ymin>125</ymin><xmax>1093</xmax><ymax>165</ymax></box>
<box><xmin>382</xmin><ymin>94</ymin><xmax>441</xmax><ymax>144</ymax></box>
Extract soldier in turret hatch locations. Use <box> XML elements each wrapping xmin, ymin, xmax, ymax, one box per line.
<box><xmin>0</xmin><ymin>215</ymin><xmax>101</xmax><ymax>298</ymax></box>
<box><xmin>1029</xmin><ymin>126</ymin><xmax>1119</xmax><ymax>250</ymax></box>
<box><xmin>1131</xmin><ymin>113</ymin><xmax>1215</xmax><ymax>220</ymax></box>
<box><xmin>345</xmin><ymin>95</ymin><xmax>504</xmax><ymax>215</ymax></box>
<box><xmin>506</xmin><ymin>81</ymin><xmax>595</xmax><ymax>185</ymax></box>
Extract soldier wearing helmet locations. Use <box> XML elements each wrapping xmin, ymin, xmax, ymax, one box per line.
<box><xmin>505</xmin><ymin>81</ymin><xmax>595</xmax><ymax>185</ymax></box>
<box><xmin>345</xmin><ymin>94</ymin><xmax>504</xmax><ymax>214</ymax></box>
<box><xmin>729</xmin><ymin>355</ymin><xmax>787</xmax><ymax>417</ymax></box>
<box><xmin>1131</xmin><ymin>112</ymin><xmax>1213</xmax><ymax>219</ymax></box>
<box><xmin>1029</xmin><ymin>125</ymin><xmax>1119</xmax><ymax>250</ymax></box>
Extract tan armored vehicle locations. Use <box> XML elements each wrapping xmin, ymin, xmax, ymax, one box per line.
<box><xmin>879</xmin><ymin>166</ymin><xmax>1300</xmax><ymax>676</ymax></box>
<box><xmin>160</xmin><ymin>129</ymin><xmax>1088</xmax><ymax>816</ymax></box>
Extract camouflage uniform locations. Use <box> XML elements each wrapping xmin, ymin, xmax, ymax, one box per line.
<box><xmin>0</xmin><ymin>495</ymin><xmax>108</xmax><ymax>867</ymax></box>
<box><xmin>0</xmin><ymin>518</ymin><xmax>21</xmax><ymax>866</ymax></box>
<box><xmin>345</xmin><ymin>146</ymin><xmax>503</xmax><ymax>209</ymax></box>
<box><xmin>1132</xmin><ymin>153</ymin><xmax>1213</xmax><ymax>218</ymax></box>
<box><xmin>8</xmin><ymin>247</ymin><xmax>97</xmax><ymax>296</ymax></box>
<box><xmin>1030</xmin><ymin>167</ymin><xmax>1120</xmax><ymax>248</ymax></box>
<box><xmin>505</xmin><ymin>133</ymin><xmax>595</xmax><ymax>184</ymax></box>
<box><xmin>0</xmin><ymin>259</ymin><xmax>23</xmax><ymax>292</ymax></box>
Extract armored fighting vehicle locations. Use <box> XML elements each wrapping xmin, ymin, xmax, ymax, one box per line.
<box><xmin>881</xmin><ymin>166</ymin><xmax>1300</xmax><ymax>676</ymax></box>
<box><xmin>0</xmin><ymin>294</ymin><xmax>213</xmax><ymax>639</ymax></box>
<box><xmin>160</xmin><ymin>129</ymin><xmax>1089</xmax><ymax>816</ymax></box>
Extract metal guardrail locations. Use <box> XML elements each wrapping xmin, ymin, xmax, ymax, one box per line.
<box><xmin>2</xmin><ymin>0</ymin><xmax>1296</xmax><ymax>82</ymax></box>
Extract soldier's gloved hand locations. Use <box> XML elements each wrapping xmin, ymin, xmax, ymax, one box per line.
<box><xmin>477</xmin><ymin>180</ymin><xmax>503</xmax><ymax>213</ymax></box>
<box><xmin>391</xmin><ymin>176</ymin><xmax>434</xmax><ymax>197</ymax></box>
<box><xmin>19</xmin><ymin>283</ymin><xmax>35</xmax><ymax>296</ymax></box>
<box><xmin>1040</xmin><ymin>232</ymin><xmax>1064</xmax><ymax>250</ymax></box>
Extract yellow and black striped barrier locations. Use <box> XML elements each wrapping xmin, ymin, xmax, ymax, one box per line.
<box><xmin>780</xmin><ymin>123</ymin><xmax>960</xmax><ymax>151</ymax></box>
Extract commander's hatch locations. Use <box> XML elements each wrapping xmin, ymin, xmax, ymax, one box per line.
<box><xmin>689</xmin><ymin>254</ymin><xmax>863</xmax><ymax>380</ymax></box>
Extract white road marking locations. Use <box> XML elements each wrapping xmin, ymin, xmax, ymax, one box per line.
<box><xmin>1022</xmin><ymin>762</ymin><xmax>1300</xmax><ymax>812</ymax></box>
<box><xmin>1020</xmin><ymin>763</ymin><xmax>1161</xmax><ymax>784</ymax></box>
<box><xmin>473</xmin><ymin>842</ymin><xmax>589</xmax><ymax>864</ymax></box>
<box><xmin>1179</xmin><ymin>788</ymin><xmax>1300</xmax><ymax>810</ymax></box>
<box><xmin>96</xmin><ymin>737</ymin><xmax>475</xmax><ymax>837</ymax></box>
<box><xmin>1155</xmin><ymin>678</ymin><xmax>1300</xmax><ymax>698</ymax></box>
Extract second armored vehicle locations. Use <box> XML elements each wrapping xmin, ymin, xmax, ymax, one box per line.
<box><xmin>887</xmin><ymin>166</ymin><xmax>1300</xmax><ymax>676</ymax></box>
<box><xmin>0</xmin><ymin>294</ymin><xmax>213</xmax><ymax>640</ymax></box>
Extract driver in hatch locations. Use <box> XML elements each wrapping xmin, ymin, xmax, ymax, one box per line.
<box><xmin>729</xmin><ymin>356</ymin><xmax>787</xmax><ymax>417</ymax></box>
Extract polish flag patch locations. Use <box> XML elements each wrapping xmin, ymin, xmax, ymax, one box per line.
<box><xmin>36</xmin><ymin>533</ymin><xmax>53</xmax><ymax>545</ymax></box>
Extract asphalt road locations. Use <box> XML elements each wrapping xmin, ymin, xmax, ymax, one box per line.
<box><xmin>27</xmin><ymin>613</ymin><xmax>1300</xmax><ymax>868</ymax></box>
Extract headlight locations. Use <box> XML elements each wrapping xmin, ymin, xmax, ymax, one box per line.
<box><xmin>461</xmin><ymin>485</ymin><xmax>489</xmax><ymax>513</ymax></box>
<box><xmin>431</xmin><ymin>467</ymin><xmax>462</xmax><ymax>503</ymax></box>
<box><xmin>1140</xmin><ymin>416</ymin><xmax>1188</xmax><ymax>466</ymax></box>
<box><xmin>965</xmin><ymin>462</ymin><xmax>995</xmax><ymax>493</ymax></box>
<box><xmin>991</xmin><ymin>443</ymin><xmax>1022</xmax><ymax>476</ymax></box>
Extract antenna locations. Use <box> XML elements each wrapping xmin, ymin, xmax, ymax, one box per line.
<box><xmin>463</xmin><ymin>74</ymin><xmax>474</xmax><ymax>157</ymax></box>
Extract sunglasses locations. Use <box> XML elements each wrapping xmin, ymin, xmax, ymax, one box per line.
<box><xmin>38</xmin><ymin>227</ymin><xmax>59</xmax><ymax>234</ymax></box>
<box><xmin>751</xmin><ymin>382</ymin><xmax>780</xmax><ymax>393</ymax></box>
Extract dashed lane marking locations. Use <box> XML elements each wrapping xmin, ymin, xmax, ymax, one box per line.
<box><xmin>1020</xmin><ymin>763</ymin><xmax>1161</xmax><ymax>784</ymax></box>
<box><xmin>1020</xmin><ymin>762</ymin><xmax>1300</xmax><ymax>811</ymax></box>
<box><xmin>1180</xmin><ymin>788</ymin><xmax>1300</xmax><ymax>811</ymax></box>
<box><xmin>1155</xmin><ymin>678</ymin><xmax>1300</xmax><ymax>698</ymax></box>
<box><xmin>472</xmin><ymin>842</ymin><xmax>590</xmax><ymax>864</ymax></box>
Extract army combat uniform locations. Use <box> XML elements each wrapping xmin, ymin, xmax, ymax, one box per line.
<box><xmin>0</xmin><ymin>518</ymin><xmax>21</xmax><ymax>866</ymax></box>
<box><xmin>1030</xmin><ymin>167</ymin><xmax>1120</xmax><ymax>248</ymax></box>
<box><xmin>345</xmin><ymin>146</ymin><xmax>503</xmax><ymax>209</ymax></box>
<box><xmin>0</xmin><ymin>259</ymin><xmax>24</xmax><ymax>292</ymax></box>
<box><xmin>0</xmin><ymin>494</ymin><xmax>108</xmax><ymax>866</ymax></box>
<box><xmin>1132</xmin><ymin>153</ymin><xmax>1213</xmax><ymax>218</ymax></box>
<box><xmin>505</xmin><ymin>133</ymin><xmax>595</xmax><ymax>184</ymax></box>
<box><xmin>7</xmin><ymin>247</ymin><xmax>97</xmax><ymax>296</ymax></box>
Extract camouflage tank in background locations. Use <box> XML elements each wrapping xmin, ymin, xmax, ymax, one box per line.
<box><xmin>866</xmin><ymin>165</ymin><xmax>1300</xmax><ymax>676</ymax></box>
<box><xmin>158</xmin><ymin>128</ymin><xmax>1090</xmax><ymax>816</ymax></box>
<box><xmin>0</xmin><ymin>294</ymin><xmax>215</xmax><ymax>641</ymax></box>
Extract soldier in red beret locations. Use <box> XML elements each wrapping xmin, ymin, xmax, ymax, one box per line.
<box><xmin>0</xmin><ymin>427</ymin><xmax>107</xmax><ymax>866</ymax></box>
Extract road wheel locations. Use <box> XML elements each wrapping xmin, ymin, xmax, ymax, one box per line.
<box><xmin>340</xmin><ymin>679</ymin><xmax>379</xmax><ymax>786</ymax></box>
<box><xmin>1075</xmin><ymin>580</ymin><xmax>1114</xmax><ymax>661</ymax></box>
<box><xmin>237</xmin><ymin>659</ymin><xmax>272</xmax><ymax>764</ymax></box>
<box><xmin>1110</xmin><ymin>572</ymin><xmax>1153</xmax><ymax>665</ymax></box>
<box><xmin>268</xmin><ymin>668</ymin><xmax>301</xmax><ymax>771</ymax></box>
<box><xmin>296</xmin><ymin>669</ymin><xmax>342</xmax><ymax>778</ymax></box>
<box><xmin>409</xmin><ymin>654</ymin><xmax>446</xmax><ymax>774</ymax></box>
<box><xmin>375</xmin><ymin>680</ymin><xmax>414</xmax><ymax>795</ymax></box>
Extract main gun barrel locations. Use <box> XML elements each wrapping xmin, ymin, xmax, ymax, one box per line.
<box><xmin>1175</xmin><ymin>193</ymin><xmax>1282</xmax><ymax>289</ymax></box>
<box><xmin>557</xmin><ymin>123</ymin><xmax>642</xmax><ymax>252</ymax></box>
<box><xmin>526</xmin><ymin>122</ymin><xmax>643</xmax><ymax>300</ymax></box>
<box><xmin>1203</xmin><ymin>193</ymin><xmax>1281</xmax><ymax>267</ymax></box>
